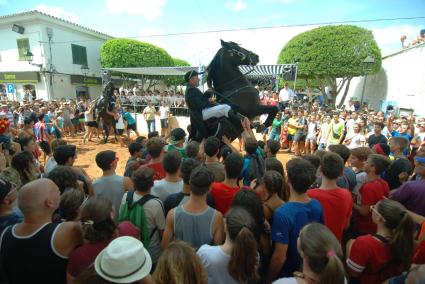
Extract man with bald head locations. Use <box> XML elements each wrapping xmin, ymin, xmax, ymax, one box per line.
<box><xmin>0</xmin><ymin>179</ymin><xmax>83</xmax><ymax>284</ymax></box>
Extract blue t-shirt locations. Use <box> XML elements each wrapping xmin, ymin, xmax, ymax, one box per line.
<box><xmin>271</xmin><ymin>199</ymin><xmax>324</xmax><ymax>278</ymax></box>
<box><xmin>0</xmin><ymin>208</ymin><xmax>23</xmax><ymax>234</ymax></box>
<box><xmin>123</xmin><ymin>112</ymin><xmax>136</xmax><ymax>125</ymax></box>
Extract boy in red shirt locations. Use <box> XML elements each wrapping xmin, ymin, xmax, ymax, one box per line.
<box><xmin>210</xmin><ymin>153</ymin><xmax>243</xmax><ymax>215</ymax></box>
<box><xmin>352</xmin><ymin>154</ymin><xmax>391</xmax><ymax>235</ymax></box>
<box><xmin>141</xmin><ymin>137</ymin><xmax>166</xmax><ymax>180</ymax></box>
<box><xmin>307</xmin><ymin>152</ymin><xmax>353</xmax><ymax>241</ymax></box>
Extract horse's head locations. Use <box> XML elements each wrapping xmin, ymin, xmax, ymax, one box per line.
<box><xmin>220</xmin><ymin>39</ymin><xmax>259</xmax><ymax>66</ymax></box>
<box><xmin>103</xmin><ymin>81</ymin><xmax>115</xmax><ymax>99</ymax></box>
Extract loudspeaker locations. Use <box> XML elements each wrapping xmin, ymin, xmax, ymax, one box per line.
<box><xmin>282</xmin><ymin>65</ymin><xmax>296</xmax><ymax>81</ymax></box>
<box><xmin>12</xmin><ymin>24</ymin><xmax>25</xmax><ymax>34</ymax></box>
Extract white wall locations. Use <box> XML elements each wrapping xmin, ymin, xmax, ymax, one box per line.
<box><xmin>337</xmin><ymin>43</ymin><xmax>425</xmax><ymax>116</ymax></box>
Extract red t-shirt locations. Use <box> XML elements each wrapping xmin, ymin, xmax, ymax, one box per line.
<box><xmin>67</xmin><ymin>221</ymin><xmax>139</xmax><ymax>278</ymax></box>
<box><xmin>353</xmin><ymin>178</ymin><xmax>389</xmax><ymax>235</ymax></box>
<box><xmin>141</xmin><ymin>162</ymin><xmax>166</xmax><ymax>181</ymax></box>
<box><xmin>347</xmin><ymin>234</ymin><xmax>401</xmax><ymax>284</ymax></box>
<box><xmin>413</xmin><ymin>222</ymin><xmax>425</xmax><ymax>264</ymax></box>
<box><xmin>210</xmin><ymin>182</ymin><xmax>240</xmax><ymax>215</ymax></box>
<box><xmin>307</xmin><ymin>188</ymin><xmax>352</xmax><ymax>241</ymax></box>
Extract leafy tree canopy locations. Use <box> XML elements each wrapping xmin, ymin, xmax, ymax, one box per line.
<box><xmin>277</xmin><ymin>25</ymin><xmax>382</xmax><ymax>105</ymax></box>
<box><xmin>100</xmin><ymin>38</ymin><xmax>174</xmax><ymax>68</ymax></box>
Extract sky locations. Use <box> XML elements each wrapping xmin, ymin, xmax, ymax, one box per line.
<box><xmin>0</xmin><ymin>0</ymin><xmax>424</xmax><ymax>65</ymax></box>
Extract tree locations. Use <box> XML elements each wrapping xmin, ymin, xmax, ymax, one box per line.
<box><xmin>163</xmin><ymin>57</ymin><xmax>191</xmax><ymax>92</ymax></box>
<box><xmin>100</xmin><ymin>38</ymin><xmax>174</xmax><ymax>90</ymax></box>
<box><xmin>277</xmin><ymin>25</ymin><xmax>382</xmax><ymax>107</ymax></box>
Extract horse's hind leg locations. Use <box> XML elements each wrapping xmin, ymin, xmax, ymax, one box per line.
<box><xmin>256</xmin><ymin>105</ymin><xmax>278</xmax><ymax>127</ymax></box>
<box><xmin>103</xmin><ymin>123</ymin><xmax>109</xmax><ymax>143</ymax></box>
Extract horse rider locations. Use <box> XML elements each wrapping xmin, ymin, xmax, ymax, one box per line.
<box><xmin>184</xmin><ymin>70</ymin><xmax>244</xmax><ymax>141</ymax></box>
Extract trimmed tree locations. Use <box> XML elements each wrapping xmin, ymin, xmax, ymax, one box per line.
<box><xmin>277</xmin><ymin>25</ymin><xmax>382</xmax><ymax>107</ymax></box>
<box><xmin>100</xmin><ymin>38</ymin><xmax>174</xmax><ymax>89</ymax></box>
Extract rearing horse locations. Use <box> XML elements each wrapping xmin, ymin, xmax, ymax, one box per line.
<box><xmin>207</xmin><ymin>40</ymin><xmax>278</xmax><ymax>133</ymax></box>
<box><xmin>95</xmin><ymin>81</ymin><xmax>117</xmax><ymax>143</ymax></box>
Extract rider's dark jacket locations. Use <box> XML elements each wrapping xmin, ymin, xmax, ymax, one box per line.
<box><xmin>185</xmin><ymin>83</ymin><xmax>211</xmax><ymax>141</ymax></box>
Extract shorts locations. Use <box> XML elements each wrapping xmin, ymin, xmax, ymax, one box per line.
<box><xmin>79</xmin><ymin>118</ymin><xmax>85</xmax><ymax>123</ymax></box>
<box><xmin>127</xmin><ymin>123</ymin><xmax>137</xmax><ymax>131</ymax></box>
<box><xmin>160</xmin><ymin>118</ymin><xmax>169</xmax><ymax>129</ymax></box>
<box><xmin>262</xmin><ymin>128</ymin><xmax>269</xmax><ymax>135</ymax></box>
<box><xmin>64</xmin><ymin>119</ymin><xmax>73</xmax><ymax>128</ymax></box>
<box><xmin>306</xmin><ymin>134</ymin><xmax>317</xmax><ymax>142</ymax></box>
<box><xmin>294</xmin><ymin>132</ymin><xmax>306</xmax><ymax>142</ymax></box>
<box><xmin>85</xmin><ymin>121</ymin><xmax>97</xmax><ymax>128</ymax></box>
<box><xmin>72</xmin><ymin>118</ymin><xmax>79</xmax><ymax>126</ymax></box>
<box><xmin>116</xmin><ymin>129</ymin><xmax>124</xmax><ymax>135</ymax></box>
<box><xmin>287</xmin><ymin>134</ymin><xmax>294</xmax><ymax>141</ymax></box>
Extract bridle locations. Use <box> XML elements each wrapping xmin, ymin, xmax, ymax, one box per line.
<box><xmin>227</xmin><ymin>47</ymin><xmax>254</xmax><ymax>65</ymax></box>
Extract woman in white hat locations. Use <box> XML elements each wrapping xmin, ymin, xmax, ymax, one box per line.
<box><xmin>76</xmin><ymin>236</ymin><xmax>152</xmax><ymax>284</ymax></box>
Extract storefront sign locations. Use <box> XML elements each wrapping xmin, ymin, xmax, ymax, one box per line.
<box><xmin>70</xmin><ymin>75</ymin><xmax>102</xmax><ymax>85</ymax></box>
<box><xmin>0</xmin><ymin>72</ymin><xmax>40</xmax><ymax>83</ymax></box>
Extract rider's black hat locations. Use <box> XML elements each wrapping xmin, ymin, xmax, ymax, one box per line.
<box><xmin>184</xmin><ymin>70</ymin><xmax>204</xmax><ymax>82</ymax></box>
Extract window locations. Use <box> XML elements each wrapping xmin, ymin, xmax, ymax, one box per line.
<box><xmin>17</xmin><ymin>38</ymin><xmax>30</xmax><ymax>61</ymax></box>
<box><xmin>71</xmin><ymin>44</ymin><xmax>88</xmax><ymax>65</ymax></box>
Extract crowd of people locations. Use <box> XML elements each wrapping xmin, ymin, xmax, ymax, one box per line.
<box><xmin>0</xmin><ymin>83</ymin><xmax>425</xmax><ymax>284</ymax></box>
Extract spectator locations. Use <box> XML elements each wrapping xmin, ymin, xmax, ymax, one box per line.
<box><xmin>269</xmin><ymin>112</ymin><xmax>284</xmax><ymax>141</ymax></box>
<box><xmin>328</xmin><ymin>144</ymin><xmax>357</xmax><ymax>191</ymax></box>
<box><xmin>265</xmin><ymin>139</ymin><xmax>281</xmax><ymax>158</ymax></box>
<box><xmin>141</xmin><ymin>137</ymin><xmax>166</xmax><ymax>180</ymax></box>
<box><xmin>93</xmin><ymin>150</ymin><xmax>133</xmax><ymax>222</ymax></box>
<box><xmin>0</xmin><ymin>178</ymin><xmax>22</xmax><ymax>233</ymax></box>
<box><xmin>305</xmin><ymin>114</ymin><xmax>318</xmax><ymax>154</ymax></box>
<box><xmin>0</xmin><ymin>151</ymin><xmax>37</xmax><ymax>190</ymax></box>
<box><xmin>151</xmin><ymin>150</ymin><xmax>184</xmax><ymax>202</ymax></box>
<box><xmin>268</xmin><ymin>158</ymin><xmax>323</xmax><ymax>282</ymax></box>
<box><xmin>367</xmin><ymin>122</ymin><xmax>388</xmax><ymax>148</ymax></box>
<box><xmin>350</xmin><ymin>146</ymin><xmax>373</xmax><ymax>196</ymax></box>
<box><xmin>317</xmin><ymin>115</ymin><xmax>331</xmax><ymax>150</ymax></box>
<box><xmin>158</xmin><ymin>101</ymin><xmax>170</xmax><ymax>137</ymax></box>
<box><xmin>307</xmin><ymin>153</ymin><xmax>353</xmax><ymax>241</ymax></box>
<box><xmin>44</xmin><ymin>139</ymin><xmax>67</xmax><ymax>174</ymax></box>
<box><xmin>352</xmin><ymin>154</ymin><xmax>391</xmax><ymax>235</ymax></box>
<box><xmin>0</xmin><ymin>179</ymin><xmax>83</xmax><ymax>284</ymax></box>
<box><xmin>391</xmin><ymin>152</ymin><xmax>425</xmax><ymax>216</ymax></box>
<box><xmin>185</xmin><ymin>140</ymin><xmax>201</xmax><ymax>160</ymax></box>
<box><xmin>166</xmin><ymin>128</ymin><xmax>187</xmax><ymax>158</ymax></box>
<box><xmin>347</xmin><ymin>199</ymin><xmax>415</xmax><ymax>283</ymax></box>
<box><xmin>123</xmin><ymin>142</ymin><xmax>144</xmax><ymax>177</ymax></box>
<box><xmin>262</xmin><ymin>170</ymin><xmax>285</xmax><ymax>224</ymax></box>
<box><xmin>162</xmin><ymin>166</ymin><xmax>224</xmax><ymax>250</ymax></box>
<box><xmin>273</xmin><ymin>223</ymin><xmax>346</xmax><ymax>284</ymax></box>
<box><xmin>204</xmin><ymin>136</ymin><xmax>225</xmax><ymax>182</ymax></box>
<box><xmin>387</xmin><ymin>137</ymin><xmax>413</xmax><ymax>189</ymax></box>
<box><xmin>58</xmin><ymin>188</ymin><xmax>85</xmax><ymax>222</ymax></box>
<box><xmin>46</xmin><ymin>166</ymin><xmax>79</xmax><ymax>194</ymax></box>
<box><xmin>241</xmin><ymin>137</ymin><xmax>265</xmax><ymax>186</ymax></box>
<box><xmin>344</xmin><ymin>123</ymin><xmax>366</xmax><ymax>149</ymax></box>
<box><xmin>327</xmin><ymin>111</ymin><xmax>345</xmax><ymax>146</ymax></box>
<box><xmin>143</xmin><ymin>102</ymin><xmax>157</xmax><ymax>133</ymax></box>
<box><xmin>67</xmin><ymin>196</ymin><xmax>139</xmax><ymax>282</ymax></box>
<box><xmin>119</xmin><ymin>167</ymin><xmax>165</xmax><ymax>264</ymax></box>
<box><xmin>153</xmin><ymin>241</ymin><xmax>207</xmax><ymax>284</ymax></box>
<box><xmin>210</xmin><ymin>153</ymin><xmax>243</xmax><ymax>215</ymax></box>
<box><xmin>293</xmin><ymin>110</ymin><xmax>307</xmax><ymax>156</ymax></box>
<box><xmin>77</xmin><ymin>236</ymin><xmax>152</xmax><ymax>284</ymax></box>
<box><xmin>123</xmin><ymin>106</ymin><xmax>140</xmax><ymax>138</ymax></box>
<box><xmin>197</xmin><ymin>206</ymin><xmax>259</xmax><ymax>284</ymax></box>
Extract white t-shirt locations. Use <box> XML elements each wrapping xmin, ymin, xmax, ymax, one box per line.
<box><xmin>116</xmin><ymin>114</ymin><xmax>125</xmax><ymax>130</ymax></box>
<box><xmin>159</xmin><ymin>106</ymin><xmax>170</xmax><ymax>119</ymax></box>
<box><xmin>319</xmin><ymin>122</ymin><xmax>330</xmax><ymax>144</ymax></box>
<box><xmin>279</xmin><ymin>88</ymin><xmax>290</xmax><ymax>102</ymax></box>
<box><xmin>151</xmin><ymin>179</ymin><xmax>184</xmax><ymax>203</ymax></box>
<box><xmin>119</xmin><ymin>192</ymin><xmax>165</xmax><ymax>263</ymax></box>
<box><xmin>197</xmin><ymin>245</ymin><xmax>238</xmax><ymax>284</ymax></box>
<box><xmin>346</xmin><ymin>133</ymin><xmax>365</xmax><ymax>149</ymax></box>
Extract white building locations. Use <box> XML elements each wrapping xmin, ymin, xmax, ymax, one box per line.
<box><xmin>338</xmin><ymin>41</ymin><xmax>425</xmax><ymax>116</ymax></box>
<box><xmin>0</xmin><ymin>10</ymin><xmax>113</xmax><ymax>101</ymax></box>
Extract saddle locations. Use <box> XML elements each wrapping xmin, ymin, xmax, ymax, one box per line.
<box><xmin>204</xmin><ymin>116</ymin><xmax>242</xmax><ymax>141</ymax></box>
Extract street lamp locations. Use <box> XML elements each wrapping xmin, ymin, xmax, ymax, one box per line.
<box><xmin>81</xmin><ymin>64</ymin><xmax>89</xmax><ymax>76</ymax></box>
<box><xmin>25</xmin><ymin>49</ymin><xmax>42</xmax><ymax>68</ymax></box>
<box><xmin>360</xmin><ymin>56</ymin><xmax>375</xmax><ymax>105</ymax></box>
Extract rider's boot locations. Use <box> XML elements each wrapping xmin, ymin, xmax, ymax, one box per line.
<box><xmin>227</xmin><ymin>110</ymin><xmax>244</xmax><ymax>126</ymax></box>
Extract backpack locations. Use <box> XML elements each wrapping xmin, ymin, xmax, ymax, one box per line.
<box><xmin>243</xmin><ymin>153</ymin><xmax>265</xmax><ymax>185</ymax></box>
<box><xmin>119</xmin><ymin>191</ymin><xmax>163</xmax><ymax>248</ymax></box>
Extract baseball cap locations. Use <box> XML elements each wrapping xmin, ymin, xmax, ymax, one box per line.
<box><xmin>184</xmin><ymin>70</ymin><xmax>204</xmax><ymax>82</ymax></box>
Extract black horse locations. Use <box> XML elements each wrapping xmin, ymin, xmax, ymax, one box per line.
<box><xmin>95</xmin><ymin>81</ymin><xmax>116</xmax><ymax>143</ymax></box>
<box><xmin>205</xmin><ymin>40</ymin><xmax>278</xmax><ymax>140</ymax></box>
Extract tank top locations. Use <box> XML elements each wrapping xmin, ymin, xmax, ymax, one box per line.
<box><xmin>173</xmin><ymin>205</ymin><xmax>216</xmax><ymax>250</ymax></box>
<box><xmin>93</xmin><ymin>175</ymin><xmax>125</xmax><ymax>222</ymax></box>
<box><xmin>0</xmin><ymin>223</ymin><xmax>68</xmax><ymax>284</ymax></box>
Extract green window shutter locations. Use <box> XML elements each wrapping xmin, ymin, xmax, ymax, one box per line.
<box><xmin>17</xmin><ymin>38</ymin><xmax>30</xmax><ymax>61</ymax></box>
<box><xmin>71</xmin><ymin>44</ymin><xmax>88</xmax><ymax>65</ymax></box>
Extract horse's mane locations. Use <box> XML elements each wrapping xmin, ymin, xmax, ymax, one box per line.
<box><xmin>206</xmin><ymin>48</ymin><xmax>223</xmax><ymax>89</ymax></box>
